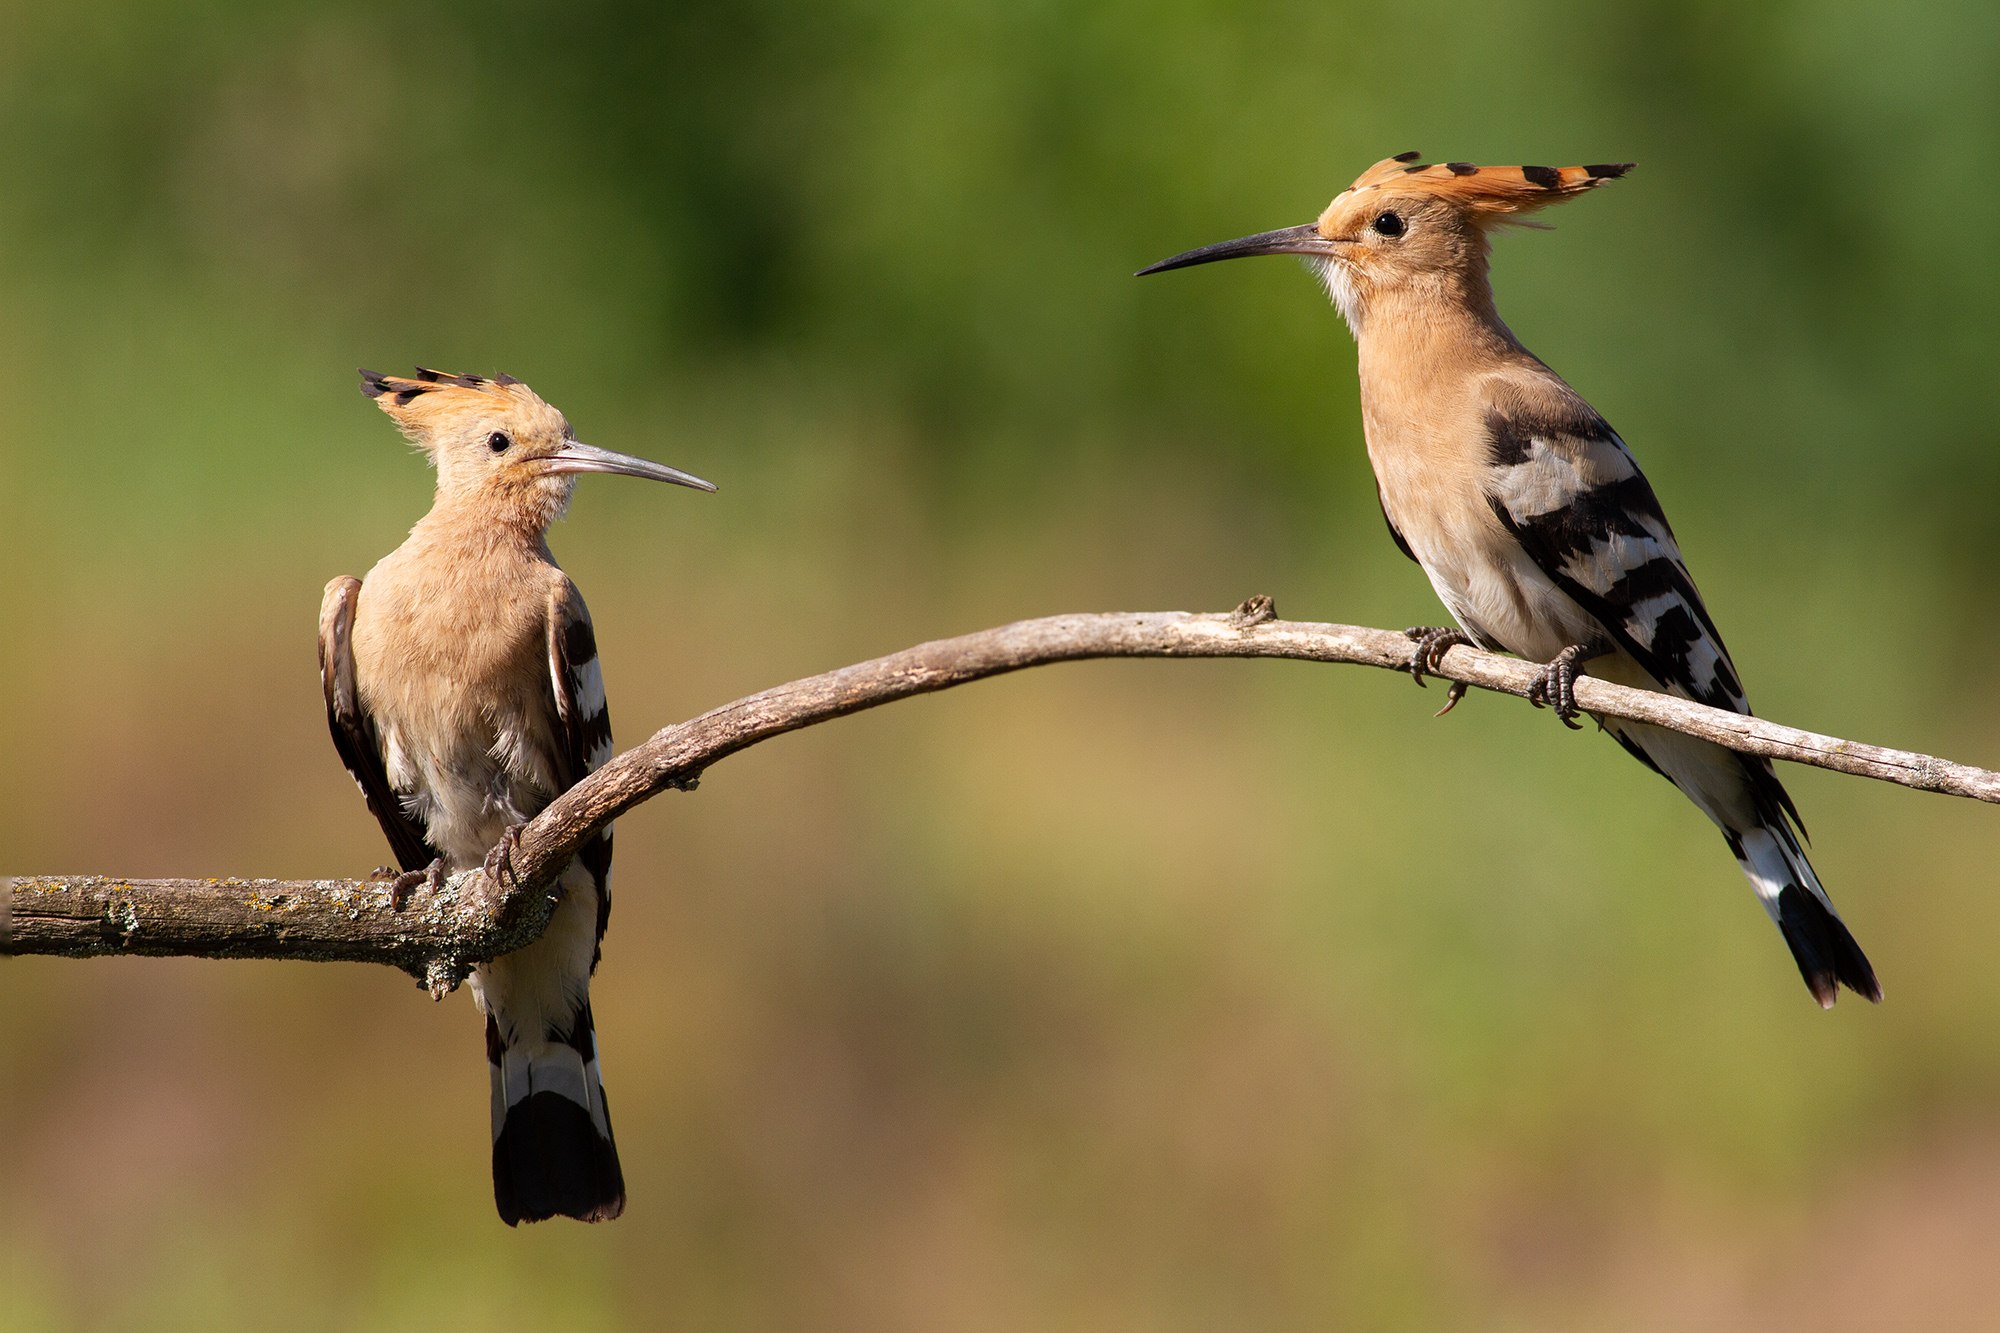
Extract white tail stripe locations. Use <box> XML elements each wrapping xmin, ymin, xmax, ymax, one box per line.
<box><xmin>1731</xmin><ymin>826</ymin><xmax>1792</xmax><ymax>915</ymax></box>
<box><xmin>492</xmin><ymin>1044</ymin><xmax>595</xmax><ymax>1142</ymax></box>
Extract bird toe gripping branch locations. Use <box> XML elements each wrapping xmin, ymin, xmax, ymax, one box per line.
<box><xmin>1402</xmin><ymin>626</ymin><xmax>1474</xmax><ymax>688</ymax></box>
<box><xmin>1402</xmin><ymin>627</ymin><xmax>1473</xmax><ymax>715</ymax></box>
<box><xmin>1525</xmin><ymin>643</ymin><xmax>1610</xmax><ymax>730</ymax></box>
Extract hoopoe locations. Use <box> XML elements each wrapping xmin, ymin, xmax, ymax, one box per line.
<box><xmin>1141</xmin><ymin>154</ymin><xmax>1880</xmax><ymax>1007</ymax></box>
<box><xmin>318</xmin><ymin>368</ymin><xmax>713</xmax><ymax>1224</ymax></box>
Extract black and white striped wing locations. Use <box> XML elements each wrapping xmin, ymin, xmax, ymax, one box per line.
<box><xmin>318</xmin><ymin>575</ymin><xmax>436</xmax><ymax>873</ymax></box>
<box><xmin>546</xmin><ymin>579</ymin><xmax>616</xmax><ymax>790</ymax></box>
<box><xmin>1483</xmin><ymin>410</ymin><xmax>1749</xmax><ymax>717</ymax></box>
<box><xmin>546</xmin><ymin>579</ymin><xmax>616</xmax><ymax>957</ymax></box>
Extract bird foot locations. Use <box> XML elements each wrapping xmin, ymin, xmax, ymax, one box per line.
<box><xmin>1525</xmin><ymin>643</ymin><xmax>1602</xmax><ymax>730</ymax></box>
<box><xmin>366</xmin><ymin>865</ymin><xmax>399</xmax><ymax>882</ymax></box>
<box><xmin>483</xmin><ymin>823</ymin><xmax>526</xmax><ymax>888</ymax></box>
<box><xmin>386</xmin><ymin>858</ymin><xmax>445</xmax><ymax>912</ymax></box>
<box><xmin>1403</xmin><ymin>626</ymin><xmax>1473</xmax><ymax>715</ymax></box>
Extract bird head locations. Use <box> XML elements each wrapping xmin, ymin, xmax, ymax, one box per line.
<box><xmin>359</xmin><ymin>368</ymin><xmax>714</xmax><ymax>529</ymax></box>
<box><xmin>1139</xmin><ymin>153</ymin><xmax>1630</xmax><ymax>328</ymax></box>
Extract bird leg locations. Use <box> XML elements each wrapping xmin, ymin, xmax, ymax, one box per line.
<box><xmin>1403</xmin><ymin>626</ymin><xmax>1473</xmax><ymax>715</ymax></box>
<box><xmin>385</xmin><ymin>857</ymin><xmax>445</xmax><ymax>912</ymax></box>
<box><xmin>1526</xmin><ymin>642</ymin><xmax>1609</xmax><ymax>730</ymax></box>
<box><xmin>483</xmin><ymin>822</ymin><xmax>526</xmax><ymax>889</ymax></box>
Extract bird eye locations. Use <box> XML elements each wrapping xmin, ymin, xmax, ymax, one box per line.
<box><xmin>1371</xmin><ymin>212</ymin><xmax>1406</xmax><ymax>238</ymax></box>
<box><xmin>488</xmin><ymin>431</ymin><xmax>512</xmax><ymax>453</ymax></box>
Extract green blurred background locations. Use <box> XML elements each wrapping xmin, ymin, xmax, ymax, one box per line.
<box><xmin>5</xmin><ymin>1</ymin><xmax>2000</xmax><ymax>1327</ymax></box>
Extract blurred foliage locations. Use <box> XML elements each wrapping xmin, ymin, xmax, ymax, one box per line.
<box><xmin>5</xmin><ymin>0</ymin><xmax>2000</xmax><ymax>1328</ymax></box>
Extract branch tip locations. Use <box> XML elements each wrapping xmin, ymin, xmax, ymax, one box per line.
<box><xmin>425</xmin><ymin>958</ymin><xmax>469</xmax><ymax>1000</ymax></box>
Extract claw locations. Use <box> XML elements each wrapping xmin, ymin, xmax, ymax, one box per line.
<box><xmin>1526</xmin><ymin>642</ymin><xmax>1604</xmax><ymax>730</ymax></box>
<box><xmin>386</xmin><ymin>857</ymin><xmax>445</xmax><ymax>912</ymax></box>
<box><xmin>1403</xmin><ymin>626</ymin><xmax>1473</xmax><ymax>697</ymax></box>
<box><xmin>483</xmin><ymin>823</ymin><xmax>525</xmax><ymax>888</ymax></box>
<box><xmin>1434</xmin><ymin>680</ymin><xmax>1469</xmax><ymax>717</ymax></box>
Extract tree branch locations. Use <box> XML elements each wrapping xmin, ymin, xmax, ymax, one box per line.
<box><xmin>8</xmin><ymin>599</ymin><xmax>1995</xmax><ymax>988</ymax></box>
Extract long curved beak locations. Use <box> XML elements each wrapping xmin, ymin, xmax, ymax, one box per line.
<box><xmin>541</xmin><ymin>442</ymin><xmax>716</xmax><ymax>492</ymax></box>
<box><xmin>1136</xmin><ymin>223</ymin><xmax>1343</xmax><ymax>277</ymax></box>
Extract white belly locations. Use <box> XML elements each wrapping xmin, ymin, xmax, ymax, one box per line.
<box><xmin>1417</xmin><ymin>530</ymin><xmax>1600</xmax><ymax>664</ymax></box>
<box><xmin>380</xmin><ymin>706</ymin><xmax>560</xmax><ymax>868</ymax></box>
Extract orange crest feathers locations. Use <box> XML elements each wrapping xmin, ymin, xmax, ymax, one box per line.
<box><xmin>1343</xmin><ymin>152</ymin><xmax>1632</xmax><ymax>217</ymax></box>
<box><xmin>358</xmin><ymin>367</ymin><xmax>553</xmax><ymax>438</ymax></box>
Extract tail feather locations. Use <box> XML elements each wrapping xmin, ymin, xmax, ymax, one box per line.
<box><xmin>487</xmin><ymin>1006</ymin><xmax>624</xmax><ymax>1226</ymax></box>
<box><xmin>1602</xmin><ymin>706</ymin><xmax>1879</xmax><ymax>1007</ymax></box>
<box><xmin>1728</xmin><ymin>824</ymin><xmax>1880</xmax><ymax>1008</ymax></box>
<box><xmin>1775</xmin><ymin>884</ymin><xmax>1880</xmax><ymax>1009</ymax></box>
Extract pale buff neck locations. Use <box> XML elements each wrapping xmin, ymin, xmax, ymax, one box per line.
<box><xmin>1347</xmin><ymin>264</ymin><xmax>1529</xmax><ymax>395</ymax></box>
<box><xmin>405</xmin><ymin>493</ymin><xmax>560</xmax><ymax>570</ymax></box>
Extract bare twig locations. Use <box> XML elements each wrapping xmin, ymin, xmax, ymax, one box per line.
<box><xmin>8</xmin><ymin>602</ymin><xmax>1995</xmax><ymax>985</ymax></box>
